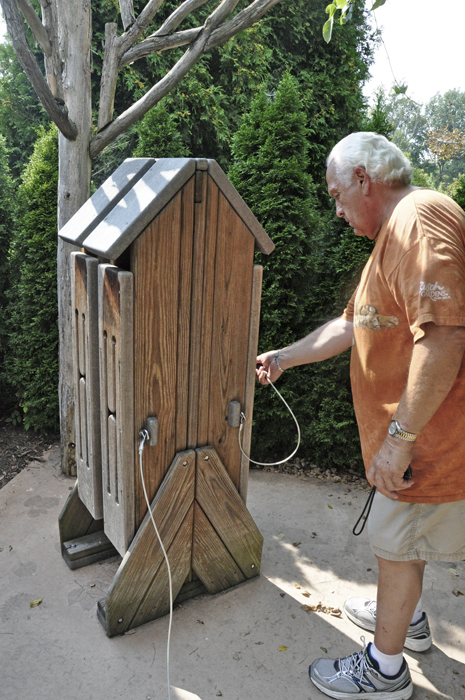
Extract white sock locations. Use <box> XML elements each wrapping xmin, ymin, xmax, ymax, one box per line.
<box><xmin>410</xmin><ymin>597</ymin><xmax>423</xmax><ymax>626</ymax></box>
<box><xmin>369</xmin><ymin>642</ymin><xmax>403</xmax><ymax>677</ymax></box>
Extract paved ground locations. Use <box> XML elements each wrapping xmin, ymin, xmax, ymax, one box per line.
<box><xmin>0</xmin><ymin>447</ymin><xmax>464</xmax><ymax>700</ymax></box>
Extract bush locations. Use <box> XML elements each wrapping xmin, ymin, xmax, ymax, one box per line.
<box><xmin>229</xmin><ymin>73</ymin><xmax>372</xmax><ymax>471</ymax></box>
<box><xmin>0</xmin><ymin>135</ymin><xmax>15</xmax><ymax>413</ymax></box>
<box><xmin>5</xmin><ymin>125</ymin><xmax>59</xmax><ymax>431</ymax></box>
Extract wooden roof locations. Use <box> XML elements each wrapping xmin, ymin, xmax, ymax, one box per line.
<box><xmin>59</xmin><ymin>158</ymin><xmax>274</xmax><ymax>259</ymax></box>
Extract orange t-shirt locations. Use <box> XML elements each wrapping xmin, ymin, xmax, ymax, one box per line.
<box><xmin>342</xmin><ymin>189</ymin><xmax>465</xmax><ymax>503</ymax></box>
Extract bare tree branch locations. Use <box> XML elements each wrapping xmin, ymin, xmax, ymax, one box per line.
<box><xmin>98</xmin><ymin>23</ymin><xmax>120</xmax><ymax>131</ymax></box>
<box><xmin>119</xmin><ymin>0</ymin><xmax>135</xmax><ymax>30</ymax></box>
<box><xmin>40</xmin><ymin>0</ymin><xmax>64</xmax><ymax>101</ymax></box>
<box><xmin>120</xmin><ymin>27</ymin><xmax>201</xmax><ymax>67</ymax></box>
<box><xmin>16</xmin><ymin>0</ymin><xmax>51</xmax><ymax>55</ymax></box>
<box><xmin>155</xmin><ymin>0</ymin><xmax>210</xmax><ymax>36</ymax></box>
<box><xmin>121</xmin><ymin>0</ymin><xmax>282</xmax><ymax>67</ymax></box>
<box><xmin>91</xmin><ymin>24</ymin><xmax>212</xmax><ymax>158</ymax></box>
<box><xmin>0</xmin><ymin>0</ymin><xmax>77</xmax><ymax>139</ymax></box>
<box><xmin>93</xmin><ymin>0</ymin><xmax>283</xmax><ymax>154</ymax></box>
<box><xmin>119</xmin><ymin>0</ymin><xmax>166</xmax><ymax>54</ymax></box>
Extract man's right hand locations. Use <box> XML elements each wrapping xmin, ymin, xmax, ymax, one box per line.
<box><xmin>256</xmin><ymin>350</ymin><xmax>283</xmax><ymax>385</ymax></box>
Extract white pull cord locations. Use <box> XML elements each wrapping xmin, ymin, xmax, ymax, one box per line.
<box><xmin>139</xmin><ymin>430</ymin><xmax>172</xmax><ymax>700</ymax></box>
<box><xmin>238</xmin><ymin>373</ymin><xmax>301</xmax><ymax>467</ymax></box>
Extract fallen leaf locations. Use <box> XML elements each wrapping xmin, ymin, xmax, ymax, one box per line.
<box><xmin>295</xmin><ymin>584</ymin><xmax>301</xmax><ymax>589</ymax></box>
<box><xmin>328</xmin><ymin>504</ymin><xmax>333</xmax><ymax>509</ymax></box>
<box><xmin>292</xmin><ymin>541</ymin><xmax>301</xmax><ymax>547</ymax></box>
<box><xmin>280</xmin><ymin>592</ymin><xmax>285</xmax><ymax>598</ymax></box>
<box><xmin>452</xmin><ymin>588</ymin><xmax>464</xmax><ymax>597</ymax></box>
<box><xmin>302</xmin><ymin>591</ymin><xmax>311</xmax><ymax>598</ymax></box>
<box><xmin>277</xmin><ymin>534</ymin><xmax>285</xmax><ymax>540</ymax></box>
<box><xmin>320</xmin><ymin>647</ymin><xmax>327</xmax><ymax>653</ymax></box>
<box><xmin>449</xmin><ymin>568</ymin><xmax>459</xmax><ymax>576</ymax></box>
<box><xmin>232</xmin><ymin>652</ymin><xmax>241</xmax><ymax>660</ymax></box>
<box><xmin>278</xmin><ymin>646</ymin><xmax>288</xmax><ymax>651</ymax></box>
<box><xmin>29</xmin><ymin>599</ymin><xmax>42</xmax><ymax>608</ymax></box>
<box><xmin>216</xmin><ymin>693</ymin><xmax>223</xmax><ymax>697</ymax></box>
<box><xmin>301</xmin><ymin>604</ymin><xmax>312</xmax><ymax>613</ymax></box>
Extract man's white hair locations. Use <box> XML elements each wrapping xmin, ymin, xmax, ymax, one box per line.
<box><xmin>327</xmin><ymin>132</ymin><xmax>413</xmax><ymax>187</ymax></box>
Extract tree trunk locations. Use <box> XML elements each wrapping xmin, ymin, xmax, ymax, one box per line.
<box><xmin>57</xmin><ymin>0</ymin><xmax>92</xmax><ymax>475</ymax></box>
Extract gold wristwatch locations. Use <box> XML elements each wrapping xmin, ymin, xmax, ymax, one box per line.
<box><xmin>388</xmin><ymin>420</ymin><xmax>417</xmax><ymax>442</ymax></box>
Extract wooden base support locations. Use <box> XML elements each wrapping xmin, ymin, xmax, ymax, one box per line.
<box><xmin>98</xmin><ymin>446</ymin><xmax>263</xmax><ymax>636</ymax></box>
<box><xmin>59</xmin><ymin>482</ymin><xmax>118</xmax><ymax>570</ymax></box>
<box><xmin>62</xmin><ymin>531</ymin><xmax>119</xmax><ymax>570</ymax></box>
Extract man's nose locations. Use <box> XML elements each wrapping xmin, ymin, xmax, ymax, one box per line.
<box><xmin>336</xmin><ymin>204</ymin><xmax>344</xmax><ymax>218</ymax></box>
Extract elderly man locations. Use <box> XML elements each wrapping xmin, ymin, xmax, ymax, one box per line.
<box><xmin>256</xmin><ymin>132</ymin><xmax>465</xmax><ymax>699</ymax></box>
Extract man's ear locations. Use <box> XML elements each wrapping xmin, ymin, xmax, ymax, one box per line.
<box><xmin>354</xmin><ymin>167</ymin><xmax>371</xmax><ymax>194</ymax></box>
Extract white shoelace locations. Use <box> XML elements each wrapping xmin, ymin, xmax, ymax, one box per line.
<box><xmin>338</xmin><ymin>638</ymin><xmax>369</xmax><ymax>681</ymax></box>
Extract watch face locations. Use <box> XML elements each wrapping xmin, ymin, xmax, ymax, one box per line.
<box><xmin>388</xmin><ymin>421</ymin><xmax>396</xmax><ymax>436</ymax></box>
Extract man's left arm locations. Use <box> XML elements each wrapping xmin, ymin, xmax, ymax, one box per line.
<box><xmin>367</xmin><ymin>322</ymin><xmax>465</xmax><ymax>499</ymax></box>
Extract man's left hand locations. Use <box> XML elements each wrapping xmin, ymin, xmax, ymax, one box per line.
<box><xmin>367</xmin><ymin>435</ymin><xmax>415</xmax><ymax>499</ymax></box>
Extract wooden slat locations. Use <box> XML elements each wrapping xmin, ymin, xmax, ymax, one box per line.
<box><xmin>207</xmin><ymin>160</ymin><xmax>274</xmax><ymax>255</ymax></box>
<box><xmin>71</xmin><ymin>252</ymin><xmax>103</xmax><ymax>520</ymax></box>
<box><xmin>195</xmin><ymin>447</ymin><xmax>263</xmax><ymax>579</ymax></box>
<box><xmin>192</xmin><ymin>502</ymin><xmax>245</xmax><ymax>593</ymax></box>
<box><xmin>187</xmin><ymin>173</ymin><xmax>208</xmax><ymax>449</ymax></box>
<box><xmin>175</xmin><ymin>177</ymin><xmax>195</xmax><ymax>452</ymax></box>
<box><xmin>196</xmin><ymin>176</ymin><xmax>220</xmax><ymax>446</ymax></box>
<box><xmin>206</xmin><ymin>193</ymin><xmax>255</xmax><ymax>489</ymax></box>
<box><xmin>99</xmin><ymin>264</ymin><xmax>135</xmax><ymax>555</ymax></box>
<box><xmin>131</xmin><ymin>184</ymin><xmax>191</xmax><ymax>528</ymax></box>
<box><xmin>239</xmin><ymin>265</ymin><xmax>263</xmax><ymax>503</ymax></box>
<box><xmin>130</xmin><ymin>505</ymin><xmax>194</xmax><ymax>628</ymax></box>
<box><xmin>62</xmin><ymin>530</ymin><xmax>116</xmax><ymax>562</ymax></box>
<box><xmin>103</xmin><ymin>449</ymin><xmax>195</xmax><ymax>636</ymax></box>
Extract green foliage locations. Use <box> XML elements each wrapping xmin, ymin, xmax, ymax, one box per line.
<box><xmin>448</xmin><ymin>174</ymin><xmax>465</xmax><ymax>211</ymax></box>
<box><xmin>411</xmin><ymin>167</ymin><xmax>435</xmax><ymax>188</ymax></box>
<box><xmin>0</xmin><ymin>39</ymin><xmax>49</xmax><ymax>179</ymax></box>
<box><xmin>361</xmin><ymin>89</ymin><xmax>394</xmax><ymax>138</ymax></box>
<box><xmin>5</xmin><ymin>125</ymin><xmax>59</xmax><ymax>431</ymax></box>
<box><xmin>229</xmin><ymin>73</ymin><xmax>370</xmax><ymax>470</ymax></box>
<box><xmin>0</xmin><ymin>135</ymin><xmax>15</xmax><ymax>412</ymax></box>
<box><xmin>133</xmin><ymin>101</ymin><xmax>189</xmax><ymax>158</ymax></box>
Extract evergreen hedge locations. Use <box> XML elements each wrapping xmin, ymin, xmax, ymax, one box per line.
<box><xmin>5</xmin><ymin>125</ymin><xmax>59</xmax><ymax>431</ymax></box>
<box><xmin>0</xmin><ymin>135</ymin><xmax>15</xmax><ymax>413</ymax></box>
<box><xmin>230</xmin><ymin>74</ymin><xmax>373</xmax><ymax>470</ymax></box>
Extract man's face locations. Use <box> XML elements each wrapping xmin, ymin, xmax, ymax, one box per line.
<box><xmin>326</xmin><ymin>161</ymin><xmax>379</xmax><ymax>240</ymax></box>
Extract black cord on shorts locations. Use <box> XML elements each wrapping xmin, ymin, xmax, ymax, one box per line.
<box><xmin>352</xmin><ymin>485</ymin><xmax>376</xmax><ymax>536</ymax></box>
<box><xmin>352</xmin><ymin>466</ymin><xmax>412</xmax><ymax>536</ymax></box>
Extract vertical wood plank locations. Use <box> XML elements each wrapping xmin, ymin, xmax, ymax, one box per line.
<box><xmin>72</xmin><ymin>252</ymin><xmax>103</xmax><ymax>520</ymax></box>
<box><xmin>196</xmin><ymin>176</ymin><xmax>220</xmax><ymax>446</ymax></box>
<box><xmin>99</xmin><ymin>264</ymin><xmax>135</xmax><ymax>555</ymax></box>
<box><xmin>175</xmin><ymin>177</ymin><xmax>195</xmax><ymax>452</ymax></box>
<box><xmin>131</xmin><ymin>184</ymin><xmax>193</xmax><ymax>529</ymax></box>
<box><xmin>187</xmin><ymin>173</ymin><xmax>208</xmax><ymax>449</ymax></box>
<box><xmin>206</xmin><ymin>194</ymin><xmax>255</xmax><ymax>489</ymax></box>
<box><xmin>239</xmin><ymin>265</ymin><xmax>263</xmax><ymax>503</ymax></box>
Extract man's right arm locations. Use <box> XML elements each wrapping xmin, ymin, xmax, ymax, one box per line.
<box><xmin>256</xmin><ymin>317</ymin><xmax>353</xmax><ymax>384</ymax></box>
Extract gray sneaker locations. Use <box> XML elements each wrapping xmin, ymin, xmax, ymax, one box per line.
<box><xmin>344</xmin><ymin>598</ymin><xmax>432</xmax><ymax>652</ymax></box>
<box><xmin>309</xmin><ymin>640</ymin><xmax>413</xmax><ymax>699</ymax></box>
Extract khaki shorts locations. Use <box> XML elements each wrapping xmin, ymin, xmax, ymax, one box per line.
<box><xmin>368</xmin><ymin>491</ymin><xmax>465</xmax><ymax>562</ymax></box>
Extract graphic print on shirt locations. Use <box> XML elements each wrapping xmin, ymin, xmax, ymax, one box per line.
<box><xmin>419</xmin><ymin>281</ymin><xmax>451</xmax><ymax>301</ymax></box>
<box><xmin>354</xmin><ymin>303</ymin><xmax>399</xmax><ymax>330</ymax></box>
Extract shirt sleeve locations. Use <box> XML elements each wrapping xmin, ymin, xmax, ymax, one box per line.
<box><xmin>341</xmin><ymin>287</ymin><xmax>357</xmax><ymax>323</ymax></box>
<box><xmin>391</xmin><ymin>236</ymin><xmax>465</xmax><ymax>342</ymax></box>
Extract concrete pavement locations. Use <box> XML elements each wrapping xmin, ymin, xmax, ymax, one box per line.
<box><xmin>0</xmin><ymin>447</ymin><xmax>463</xmax><ymax>700</ymax></box>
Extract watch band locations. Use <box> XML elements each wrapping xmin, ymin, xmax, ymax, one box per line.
<box><xmin>389</xmin><ymin>420</ymin><xmax>417</xmax><ymax>442</ymax></box>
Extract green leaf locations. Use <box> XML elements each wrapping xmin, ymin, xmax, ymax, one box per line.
<box><xmin>323</xmin><ymin>16</ymin><xmax>334</xmax><ymax>43</ymax></box>
<box><xmin>393</xmin><ymin>84</ymin><xmax>408</xmax><ymax>95</ymax></box>
<box><xmin>371</xmin><ymin>0</ymin><xmax>387</xmax><ymax>9</ymax></box>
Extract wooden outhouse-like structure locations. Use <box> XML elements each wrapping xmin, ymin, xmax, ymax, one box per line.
<box><xmin>58</xmin><ymin>158</ymin><xmax>274</xmax><ymax>636</ymax></box>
